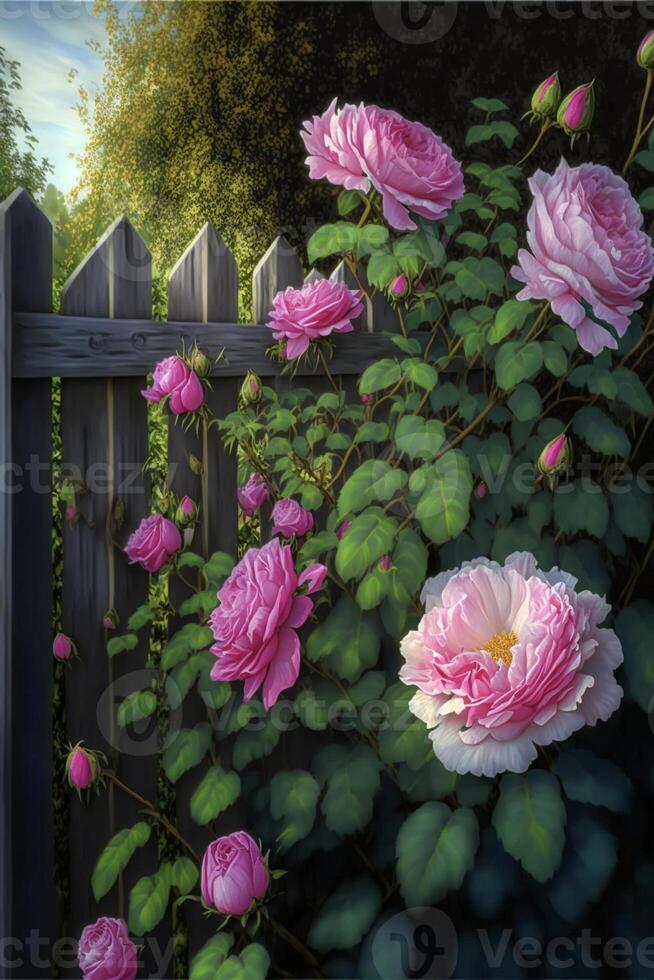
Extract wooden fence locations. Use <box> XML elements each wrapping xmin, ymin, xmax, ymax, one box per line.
<box><xmin>0</xmin><ymin>188</ymin><xmax>399</xmax><ymax>977</ymax></box>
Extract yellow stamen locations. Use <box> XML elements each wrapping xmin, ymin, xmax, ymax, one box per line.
<box><xmin>477</xmin><ymin>630</ymin><xmax>517</xmax><ymax>666</ymax></box>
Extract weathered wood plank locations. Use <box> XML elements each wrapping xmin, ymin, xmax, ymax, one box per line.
<box><xmin>252</xmin><ymin>235</ymin><xmax>303</xmax><ymax>324</ymax></box>
<box><xmin>12</xmin><ymin>313</ymin><xmax>396</xmax><ymax>377</ymax></box>
<box><xmin>1</xmin><ymin>188</ymin><xmax>56</xmax><ymax>976</ymax></box>
<box><xmin>330</xmin><ymin>259</ymin><xmax>368</xmax><ymax>330</ymax></box>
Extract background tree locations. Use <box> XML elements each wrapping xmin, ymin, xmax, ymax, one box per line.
<box><xmin>0</xmin><ymin>46</ymin><xmax>51</xmax><ymax>200</ymax></box>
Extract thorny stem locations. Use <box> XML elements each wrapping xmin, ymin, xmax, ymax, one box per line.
<box><xmin>623</xmin><ymin>69</ymin><xmax>654</xmax><ymax>174</ymax></box>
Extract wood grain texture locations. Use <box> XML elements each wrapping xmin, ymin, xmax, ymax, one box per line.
<box><xmin>252</xmin><ymin>235</ymin><xmax>303</xmax><ymax>324</ymax></box>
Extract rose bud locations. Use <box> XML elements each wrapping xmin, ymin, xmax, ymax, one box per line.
<box><xmin>361</xmin><ymin>393</ymin><xmax>373</xmax><ymax>405</ymax></box>
<box><xmin>556</xmin><ymin>82</ymin><xmax>595</xmax><ymax>142</ymax></box>
<box><xmin>271</xmin><ymin>498</ymin><xmax>314</xmax><ymax>538</ymax></box>
<box><xmin>102</xmin><ymin>608</ymin><xmax>119</xmax><ymax>631</ymax></box>
<box><xmin>637</xmin><ymin>31</ymin><xmax>654</xmax><ymax>70</ymax></box>
<box><xmin>389</xmin><ymin>273</ymin><xmax>409</xmax><ymax>299</ymax></box>
<box><xmin>530</xmin><ymin>72</ymin><xmax>561</xmax><ymax>119</ymax></box>
<box><xmin>189</xmin><ymin>349</ymin><xmax>212</xmax><ymax>379</ymax></box>
<box><xmin>188</xmin><ymin>453</ymin><xmax>204</xmax><ymax>476</ymax></box>
<box><xmin>201</xmin><ymin>832</ymin><xmax>269</xmax><ymax>917</ymax></box>
<box><xmin>240</xmin><ymin>370</ymin><xmax>262</xmax><ymax>406</ymax></box>
<box><xmin>66</xmin><ymin>744</ymin><xmax>98</xmax><ymax>792</ymax></box>
<box><xmin>53</xmin><ymin>632</ymin><xmax>74</xmax><ymax>661</ymax></box>
<box><xmin>78</xmin><ymin>917</ymin><xmax>137</xmax><ymax>980</ymax></box>
<box><xmin>475</xmin><ymin>480</ymin><xmax>488</xmax><ymax>499</ymax></box>
<box><xmin>65</xmin><ymin>504</ymin><xmax>80</xmax><ymax>528</ymax></box>
<box><xmin>336</xmin><ymin>520</ymin><xmax>351</xmax><ymax>539</ymax></box>
<box><xmin>176</xmin><ymin>495</ymin><xmax>198</xmax><ymax>527</ymax></box>
<box><xmin>379</xmin><ymin>554</ymin><xmax>392</xmax><ymax>571</ymax></box>
<box><xmin>237</xmin><ymin>473</ymin><xmax>269</xmax><ymax>517</ymax></box>
<box><xmin>537</xmin><ymin>433</ymin><xmax>571</xmax><ymax>477</ymax></box>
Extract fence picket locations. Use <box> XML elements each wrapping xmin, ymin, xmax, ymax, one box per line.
<box><xmin>252</xmin><ymin>235</ymin><xmax>303</xmax><ymax>324</ymax></box>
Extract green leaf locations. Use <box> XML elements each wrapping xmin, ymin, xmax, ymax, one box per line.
<box><xmin>128</xmin><ymin>864</ymin><xmax>172</xmax><ymax>936</ymax></box>
<box><xmin>493</xmin><ymin>771</ymin><xmax>566</xmax><ymax>882</ymax></box>
<box><xmin>359</xmin><ymin>358</ymin><xmax>401</xmax><ymax>394</ymax></box>
<box><xmin>297</xmin><ymin>530</ymin><xmax>338</xmax><ymax>566</ymax></box>
<box><xmin>306</xmin><ymin>595</ymin><xmax>381</xmax><ymax>682</ymax></box>
<box><xmin>270</xmin><ymin>770</ymin><xmax>321</xmax><ymax>851</ymax></box>
<box><xmin>507</xmin><ymin>383</ymin><xmax>541</xmax><ymax>422</ymax></box>
<box><xmin>394</xmin><ymin>416</ymin><xmax>445</xmax><ymax>460</ymax></box>
<box><xmin>402</xmin><ymin>358</ymin><xmax>438</xmax><ymax>392</ymax></box>
<box><xmin>127</xmin><ymin>604</ymin><xmax>154</xmax><ymax>630</ymax></box>
<box><xmin>338</xmin><ymin>460</ymin><xmax>407</xmax><ymax>516</ymax></box>
<box><xmin>315</xmin><ymin>744</ymin><xmax>382</xmax><ymax>836</ymax></box>
<box><xmin>107</xmin><ymin>633</ymin><xmax>138</xmax><ymax>657</ymax></box>
<box><xmin>573</xmin><ymin>406</ymin><xmax>631</xmax><ymax>457</ymax></box>
<box><xmin>203</xmin><ymin>551</ymin><xmax>235</xmax><ymax>589</ymax></box>
<box><xmin>378</xmin><ymin>683</ymin><xmax>431</xmax><ymax>770</ymax></box>
<box><xmin>366</xmin><ymin>250</ymin><xmax>400</xmax><ymax>289</ymax></box>
<box><xmin>495</xmin><ymin>341</ymin><xmax>543</xmax><ymax>390</ymax></box>
<box><xmin>542</xmin><ymin>340</ymin><xmax>568</xmax><ymax>377</ymax></box>
<box><xmin>307</xmin><ymin>877</ymin><xmax>381</xmax><ymax>952</ymax></box>
<box><xmin>397</xmin><ymin>802</ymin><xmax>479</xmax><ymax>905</ymax></box>
<box><xmin>172</xmin><ymin>856</ymin><xmax>199</xmax><ymax>893</ymax></box>
<box><xmin>358</xmin><ymin>223</ymin><xmax>390</xmax><ymax>254</ymax></box>
<box><xmin>233</xmin><ymin>712</ymin><xmax>281</xmax><ymax>769</ymax></box>
<box><xmin>615</xmin><ymin>601</ymin><xmax>654</xmax><ymax>711</ymax></box>
<box><xmin>488</xmin><ymin>299</ymin><xmax>534</xmax><ymax>344</ymax></box>
<box><xmin>117</xmin><ymin>689</ymin><xmax>157</xmax><ymax>727</ymax></box>
<box><xmin>162</xmin><ymin>624</ymin><xmax>213</xmax><ymax>672</ymax></box>
<box><xmin>456</xmin><ymin>257</ymin><xmax>504</xmax><ymax>299</ymax></box>
<box><xmin>190</xmin><ymin>767</ymin><xmax>241</xmax><ymax>825</ymax></box>
<box><xmin>553</xmin><ymin>480</ymin><xmax>609</xmax><ymax>538</ymax></box>
<box><xmin>392</xmin><ymin>527</ymin><xmax>428</xmax><ymax>597</ymax></box>
<box><xmin>456</xmin><ymin>231</ymin><xmax>487</xmax><ymax>254</ymax></box>
<box><xmin>413</xmin><ymin>450</ymin><xmax>473</xmax><ymax>544</ymax></box>
<box><xmin>354</xmin><ymin>421</ymin><xmax>389</xmax><ymax>445</ymax></box>
<box><xmin>163</xmin><ymin>724</ymin><xmax>212</xmax><ymax>784</ymax></box>
<box><xmin>355</xmin><ymin>565</ymin><xmax>391</xmax><ymax>610</ymax></box>
<box><xmin>397</xmin><ymin>758</ymin><xmax>457</xmax><ymax>802</ymax></box>
<box><xmin>178</xmin><ymin>589</ymin><xmax>216</xmax><ymax>619</ymax></box>
<box><xmin>639</xmin><ymin>187</ymin><xmax>654</xmax><ymax>210</ymax></box>
<box><xmin>613</xmin><ymin>366</ymin><xmax>654</xmax><ymax>416</ymax></box>
<box><xmin>189</xmin><ymin>934</ymin><xmax>233</xmax><ymax>980</ymax></box>
<box><xmin>611</xmin><ymin>484</ymin><xmax>654</xmax><ymax>542</ymax></box>
<box><xmin>92</xmin><ymin>822</ymin><xmax>152</xmax><ymax>901</ymax></box>
<box><xmin>335</xmin><ymin>510</ymin><xmax>397</xmax><ymax>581</ymax></box>
<box><xmin>554</xmin><ymin>749</ymin><xmax>632</xmax><ymax>814</ymax></box>
<box><xmin>471</xmin><ymin>96</ymin><xmax>509</xmax><ymax>113</ymax></box>
<box><xmin>337</xmin><ymin>189</ymin><xmax>363</xmax><ymax>216</ymax></box>
<box><xmin>307</xmin><ymin>221</ymin><xmax>359</xmax><ymax>261</ymax></box>
<box><xmin>466</xmin><ymin>120</ymin><xmax>519</xmax><ymax>148</ymax></box>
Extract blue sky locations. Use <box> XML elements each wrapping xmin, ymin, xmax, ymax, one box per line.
<box><xmin>1</xmin><ymin>1</ymin><xmax>134</xmax><ymax>193</ymax></box>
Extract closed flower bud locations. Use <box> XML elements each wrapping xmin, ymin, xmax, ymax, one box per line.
<box><xmin>112</xmin><ymin>498</ymin><xmax>126</xmax><ymax>530</ymax></box>
<box><xmin>53</xmin><ymin>632</ymin><xmax>74</xmax><ymax>661</ymax></box>
<box><xmin>240</xmin><ymin>370</ymin><xmax>262</xmax><ymax>406</ymax></box>
<box><xmin>66</xmin><ymin>744</ymin><xmax>98</xmax><ymax>792</ymax></box>
<box><xmin>65</xmin><ymin>504</ymin><xmax>80</xmax><ymax>528</ymax></box>
<box><xmin>189</xmin><ymin>349</ymin><xmax>211</xmax><ymax>379</ymax></box>
<box><xmin>475</xmin><ymin>480</ymin><xmax>488</xmax><ymax>499</ymax></box>
<box><xmin>176</xmin><ymin>495</ymin><xmax>198</xmax><ymax>526</ymax></box>
<box><xmin>102</xmin><ymin>608</ymin><xmax>119</xmax><ymax>631</ymax></box>
<box><xmin>188</xmin><ymin>453</ymin><xmax>204</xmax><ymax>476</ymax></box>
<box><xmin>379</xmin><ymin>554</ymin><xmax>392</xmax><ymax>571</ymax></box>
<box><xmin>557</xmin><ymin>81</ymin><xmax>595</xmax><ymax>139</ymax></box>
<box><xmin>530</xmin><ymin>72</ymin><xmax>561</xmax><ymax>119</ymax></box>
<box><xmin>537</xmin><ymin>433</ymin><xmax>571</xmax><ymax>477</ymax></box>
<box><xmin>361</xmin><ymin>393</ymin><xmax>373</xmax><ymax>405</ymax></box>
<box><xmin>637</xmin><ymin>31</ymin><xmax>654</xmax><ymax>70</ymax></box>
<box><xmin>389</xmin><ymin>273</ymin><xmax>409</xmax><ymax>299</ymax></box>
<box><xmin>336</xmin><ymin>520</ymin><xmax>351</xmax><ymax>539</ymax></box>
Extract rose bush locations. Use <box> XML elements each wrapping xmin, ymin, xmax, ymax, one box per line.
<box><xmin>73</xmin><ymin>47</ymin><xmax>654</xmax><ymax>980</ymax></box>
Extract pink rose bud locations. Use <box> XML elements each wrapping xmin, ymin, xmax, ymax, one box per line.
<box><xmin>556</xmin><ymin>81</ymin><xmax>595</xmax><ymax>140</ymax></box>
<box><xmin>237</xmin><ymin>473</ymin><xmax>270</xmax><ymax>517</ymax></box>
<box><xmin>415</xmin><ymin>280</ymin><xmax>426</xmax><ymax>292</ymax></box>
<box><xmin>65</xmin><ymin>504</ymin><xmax>80</xmax><ymax>528</ymax></box>
<box><xmin>240</xmin><ymin>370</ymin><xmax>262</xmax><ymax>406</ymax></box>
<box><xmin>125</xmin><ymin>514</ymin><xmax>182</xmax><ymax>573</ymax></box>
<box><xmin>53</xmin><ymin>632</ymin><xmax>73</xmax><ymax>661</ymax></box>
<box><xmin>637</xmin><ymin>31</ymin><xmax>654</xmax><ymax>70</ymax></box>
<box><xmin>537</xmin><ymin>433</ymin><xmax>571</xmax><ymax>477</ymax></box>
<box><xmin>102</xmin><ymin>609</ymin><xmax>119</xmax><ymax>631</ymax></box>
<box><xmin>189</xmin><ymin>349</ymin><xmax>211</xmax><ymax>379</ymax></box>
<box><xmin>336</xmin><ymin>520</ymin><xmax>351</xmax><ymax>539</ymax></box>
<box><xmin>141</xmin><ymin>355</ymin><xmax>205</xmax><ymax>415</ymax></box>
<box><xmin>390</xmin><ymin>273</ymin><xmax>409</xmax><ymax>298</ymax></box>
<box><xmin>201</xmin><ymin>832</ymin><xmax>269</xmax><ymax>917</ymax></box>
<box><xmin>66</xmin><ymin>745</ymin><xmax>97</xmax><ymax>792</ymax></box>
<box><xmin>176</xmin><ymin>495</ymin><xmax>198</xmax><ymax>526</ymax></box>
<box><xmin>530</xmin><ymin>71</ymin><xmax>561</xmax><ymax>119</ymax></box>
<box><xmin>379</xmin><ymin>554</ymin><xmax>392</xmax><ymax>571</ymax></box>
<box><xmin>188</xmin><ymin>453</ymin><xmax>204</xmax><ymax>476</ymax></box>
<box><xmin>361</xmin><ymin>393</ymin><xmax>373</xmax><ymax>405</ymax></box>
<box><xmin>78</xmin><ymin>917</ymin><xmax>137</xmax><ymax>980</ymax></box>
<box><xmin>271</xmin><ymin>498</ymin><xmax>314</xmax><ymax>538</ymax></box>
<box><xmin>475</xmin><ymin>481</ymin><xmax>488</xmax><ymax>499</ymax></box>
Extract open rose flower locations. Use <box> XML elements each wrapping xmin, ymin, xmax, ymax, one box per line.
<box><xmin>125</xmin><ymin>514</ymin><xmax>182</xmax><ymax>573</ymax></box>
<box><xmin>512</xmin><ymin>159</ymin><xmax>654</xmax><ymax>355</ymax></box>
<box><xmin>272</xmin><ymin>498</ymin><xmax>314</xmax><ymax>537</ymax></box>
<box><xmin>301</xmin><ymin>99</ymin><xmax>464</xmax><ymax>230</ymax></box>
<box><xmin>78</xmin><ymin>917</ymin><xmax>137</xmax><ymax>980</ymax></box>
<box><xmin>201</xmin><ymin>832</ymin><xmax>269</xmax><ymax>916</ymax></box>
<box><xmin>209</xmin><ymin>538</ymin><xmax>327</xmax><ymax>709</ymax></box>
<box><xmin>237</xmin><ymin>472</ymin><xmax>270</xmax><ymax>517</ymax></box>
<box><xmin>141</xmin><ymin>355</ymin><xmax>205</xmax><ymax>414</ymax></box>
<box><xmin>400</xmin><ymin>552</ymin><xmax>623</xmax><ymax>778</ymax></box>
<box><xmin>267</xmin><ymin>278</ymin><xmax>363</xmax><ymax>360</ymax></box>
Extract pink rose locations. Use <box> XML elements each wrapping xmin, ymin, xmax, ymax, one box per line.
<box><xmin>78</xmin><ymin>917</ymin><xmax>137</xmax><ymax>980</ymax></box>
<box><xmin>209</xmin><ymin>538</ymin><xmax>327</xmax><ymax>709</ymax></box>
<box><xmin>201</xmin><ymin>831</ymin><xmax>269</xmax><ymax>916</ymax></box>
<box><xmin>400</xmin><ymin>552</ymin><xmax>623</xmax><ymax>778</ymax></box>
<box><xmin>271</xmin><ymin>498</ymin><xmax>314</xmax><ymax>538</ymax></box>
<box><xmin>301</xmin><ymin>100</ymin><xmax>464</xmax><ymax>231</ymax></box>
<box><xmin>267</xmin><ymin>279</ymin><xmax>363</xmax><ymax>360</ymax></box>
<box><xmin>237</xmin><ymin>473</ymin><xmax>270</xmax><ymax>517</ymax></box>
<box><xmin>125</xmin><ymin>514</ymin><xmax>182</xmax><ymax>573</ymax></box>
<box><xmin>512</xmin><ymin>159</ymin><xmax>654</xmax><ymax>355</ymax></box>
<box><xmin>141</xmin><ymin>355</ymin><xmax>204</xmax><ymax>415</ymax></box>
<box><xmin>53</xmin><ymin>632</ymin><xmax>73</xmax><ymax>661</ymax></box>
<box><xmin>66</xmin><ymin>746</ymin><xmax>97</xmax><ymax>791</ymax></box>
<box><xmin>336</xmin><ymin>520</ymin><xmax>351</xmax><ymax>539</ymax></box>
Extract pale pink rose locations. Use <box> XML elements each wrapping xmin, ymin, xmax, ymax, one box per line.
<box><xmin>272</xmin><ymin>498</ymin><xmax>314</xmax><ymax>538</ymax></box>
<box><xmin>209</xmin><ymin>538</ymin><xmax>327</xmax><ymax>709</ymax></box>
<box><xmin>125</xmin><ymin>514</ymin><xmax>182</xmax><ymax>573</ymax></box>
<box><xmin>301</xmin><ymin>100</ymin><xmax>464</xmax><ymax>231</ymax></box>
<box><xmin>201</xmin><ymin>832</ymin><xmax>269</xmax><ymax>917</ymax></box>
<box><xmin>268</xmin><ymin>279</ymin><xmax>363</xmax><ymax>360</ymax></box>
<box><xmin>141</xmin><ymin>355</ymin><xmax>204</xmax><ymax>414</ymax></box>
<box><xmin>237</xmin><ymin>473</ymin><xmax>270</xmax><ymax>517</ymax></box>
<box><xmin>512</xmin><ymin>159</ymin><xmax>654</xmax><ymax>355</ymax></box>
<box><xmin>400</xmin><ymin>552</ymin><xmax>623</xmax><ymax>778</ymax></box>
<box><xmin>78</xmin><ymin>917</ymin><xmax>137</xmax><ymax>980</ymax></box>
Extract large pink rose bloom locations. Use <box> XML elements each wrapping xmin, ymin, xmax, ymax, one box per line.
<box><xmin>301</xmin><ymin>99</ymin><xmax>464</xmax><ymax>231</ymax></box>
<box><xmin>209</xmin><ymin>538</ymin><xmax>327</xmax><ymax>709</ymax></box>
<box><xmin>141</xmin><ymin>355</ymin><xmax>204</xmax><ymax>414</ymax></box>
<box><xmin>268</xmin><ymin>279</ymin><xmax>363</xmax><ymax>360</ymax></box>
<box><xmin>400</xmin><ymin>552</ymin><xmax>623</xmax><ymax>778</ymax></box>
<box><xmin>201</xmin><ymin>831</ymin><xmax>269</xmax><ymax>916</ymax></box>
<box><xmin>78</xmin><ymin>917</ymin><xmax>137</xmax><ymax>980</ymax></box>
<box><xmin>512</xmin><ymin>159</ymin><xmax>654</xmax><ymax>355</ymax></box>
<box><xmin>125</xmin><ymin>514</ymin><xmax>182</xmax><ymax>573</ymax></box>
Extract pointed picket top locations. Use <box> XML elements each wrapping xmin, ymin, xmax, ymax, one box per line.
<box><xmin>252</xmin><ymin>235</ymin><xmax>303</xmax><ymax>324</ymax></box>
<box><xmin>168</xmin><ymin>222</ymin><xmax>237</xmax><ymax>323</ymax></box>
<box><xmin>304</xmin><ymin>268</ymin><xmax>324</xmax><ymax>284</ymax></box>
<box><xmin>61</xmin><ymin>215</ymin><xmax>151</xmax><ymax>319</ymax></box>
<box><xmin>330</xmin><ymin>259</ymin><xmax>369</xmax><ymax>330</ymax></box>
<box><xmin>0</xmin><ymin>188</ymin><xmax>52</xmax><ymax>312</ymax></box>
